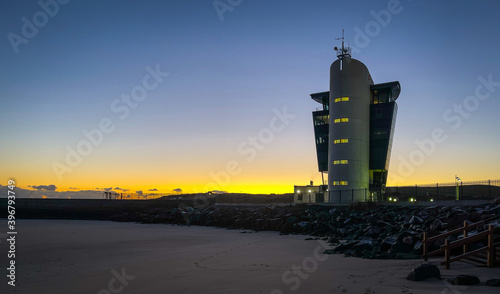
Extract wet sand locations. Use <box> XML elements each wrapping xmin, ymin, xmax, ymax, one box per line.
<box><xmin>1</xmin><ymin>219</ymin><xmax>499</xmax><ymax>294</ymax></box>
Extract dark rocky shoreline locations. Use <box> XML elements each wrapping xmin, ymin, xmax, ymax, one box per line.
<box><xmin>109</xmin><ymin>199</ymin><xmax>500</xmax><ymax>260</ymax></box>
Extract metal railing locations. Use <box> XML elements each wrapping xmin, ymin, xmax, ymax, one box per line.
<box><xmin>386</xmin><ymin>179</ymin><xmax>500</xmax><ymax>201</ymax></box>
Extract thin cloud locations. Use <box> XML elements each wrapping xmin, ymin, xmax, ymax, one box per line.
<box><xmin>30</xmin><ymin>184</ymin><xmax>57</xmax><ymax>191</ymax></box>
<box><xmin>114</xmin><ymin>187</ymin><xmax>129</xmax><ymax>192</ymax></box>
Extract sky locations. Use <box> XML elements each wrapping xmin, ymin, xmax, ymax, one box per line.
<box><xmin>1</xmin><ymin>0</ymin><xmax>500</xmax><ymax>197</ymax></box>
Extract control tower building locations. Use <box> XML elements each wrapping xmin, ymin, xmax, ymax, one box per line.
<box><xmin>308</xmin><ymin>36</ymin><xmax>401</xmax><ymax>202</ymax></box>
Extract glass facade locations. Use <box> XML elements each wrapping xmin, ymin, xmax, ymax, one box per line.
<box><xmin>312</xmin><ymin>111</ymin><xmax>328</xmax><ymax>172</ymax></box>
<box><xmin>369</xmin><ymin>82</ymin><xmax>399</xmax><ymax>195</ymax></box>
<box><xmin>311</xmin><ymin>92</ymin><xmax>330</xmax><ymax>173</ymax></box>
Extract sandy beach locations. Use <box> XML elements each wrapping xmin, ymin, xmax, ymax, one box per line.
<box><xmin>1</xmin><ymin>219</ymin><xmax>499</xmax><ymax>294</ymax></box>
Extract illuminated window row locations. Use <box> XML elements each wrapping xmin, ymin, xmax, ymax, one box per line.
<box><xmin>334</xmin><ymin>97</ymin><xmax>349</xmax><ymax>103</ymax></box>
<box><xmin>334</xmin><ymin>118</ymin><xmax>349</xmax><ymax>123</ymax></box>
<box><xmin>333</xmin><ymin>181</ymin><xmax>349</xmax><ymax>186</ymax></box>
<box><xmin>333</xmin><ymin>160</ymin><xmax>349</xmax><ymax>165</ymax></box>
<box><xmin>333</xmin><ymin>139</ymin><xmax>349</xmax><ymax>144</ymax></box>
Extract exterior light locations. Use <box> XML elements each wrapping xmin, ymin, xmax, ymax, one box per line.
<box><xmin>297</xmin><ymin>191</ymin><xmax>300</xmax><ymax>193</ymax></box>
<box><xmin>388</xmin><ymin>197</ymin><xmax>392</xmax><ymax>201</ymax></box>
<box><xmin>308</xmin><ymin>190</ymin><xmax>311</xmax><ymax>193</ymax></box>
<box><xmin>430</xmin><ymin>199</ymin><xmax>434</xmax><ymax>202</ymax></box>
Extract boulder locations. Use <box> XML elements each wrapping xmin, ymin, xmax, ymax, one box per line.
<box><xmin>406</xmin><ymin>263</ymin><xmax>441</xmax><ymax>281</ymax></box>
<box><xmin>486</xmin><ymin>279</ymin><xmax>500</xmax><ymax>287</ymax></box>
<box><xmin>447</xmin><ymin>275</ymin><xmax>480</xmax><ymax>286</ymax></box>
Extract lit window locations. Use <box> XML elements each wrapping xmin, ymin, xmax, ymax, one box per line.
<box><xmin>340</xmin><ymin>181</ymin><xmax>348</xmax><ymax>185</ymax></box>
<box><xmin>341</xmin><ymin>139</ymin><xmax>349</xmax><ymax>143</ymax></box>
<box><xmin>333</xmin><ymin>181</ymin><xmax>339</xmax><ymax>186</ymax></box>
<box><xmin>334</xmin><ymin>139</ymin><xmax>340</xmax><ymax>144</ymax></box>
<box><xmin>334</xmin><ymin>97</ymin><xmax>349</xmax><ymax>103</ymax></box>
<box><xmin>341</xmin><ymin>118</ymin><xmax>349</xmax><ymax>122</ymax></box>
<box><xmin>333</xmin><ymin>160</ymin><xmax>340</xmax><ymax>165</ymax></box>
<box><xmin>341</xmin><ymin>160</ymin><xmax>348</xmax><ymax>164</ymax></box>
<box><xmin>334</xmin><ymin>118</ymin><xmax>340</xmax><ymax>123</ymax></box>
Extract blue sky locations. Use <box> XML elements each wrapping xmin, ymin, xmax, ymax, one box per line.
<box><xmin>1</xmin><ymin>0</ymin><xmax>500</xmax><ymax>195</ymax></box>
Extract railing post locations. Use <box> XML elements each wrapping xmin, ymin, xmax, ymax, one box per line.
<box><xmin>463</xmin><ymin>221</ymin><xmax>469</xmax><ymax>255</ymax></box>
<box><xmin>489</xmin><ymin>180</ymin><xmax>491</xmax><ymax>199</ymax></box>
<box><xmin>423</xmin><ymin>232</ymin><xmax>428</xmax><ymax>261</ymax></box>
<box><xmin>444</xmin><ymin>239</ymin><xmax>451</xmax><ymax>269</ymax></box>
<box><xmin>487</xmin><ymin>225</ymin><xmax>494</xmax><ymax>268</ymax></box>
<box><xmin>460</xmin><ymin>181</ymin><xmax>463</xmax><ymax>200</ymax></box>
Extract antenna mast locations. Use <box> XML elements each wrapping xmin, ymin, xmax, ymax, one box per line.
<box><xmin>334</xmin><ymin>29</ymin><xmax>351</xmax><ymax>60</ymax></box>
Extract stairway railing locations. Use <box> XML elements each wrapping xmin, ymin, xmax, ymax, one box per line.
<box><xmin>423</xmin><ymin>216</ymin><xmax>500</xmax><ymax>269</ymax></box>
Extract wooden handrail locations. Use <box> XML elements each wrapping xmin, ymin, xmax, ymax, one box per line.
<box><xmin>446</xmin><ymin>246</ymin><xmax>490</xmax><ymax>263</ymax></box>
<box><xmin>424</xmin><ymin>230</ymin><xmax>490</xmax><ymax>260</ymax></box>
<box><xmin>425</xmin><ymin>219</ymin><xmax>491</xmax><ymax>243</ymax></box>
<box><xmin>423</xmin><ymin>215</ymin><xmax>500</xmax><ymax>261</ymax></box>
<box><xmin>440</xmin><ymin>230</ymin><xmax>490</xmax><ymax>250</ymax></box>
<box><xmin>440</xmin><ymin>225</ymin><xmax>497</xmax><ymax>269</ymax></box>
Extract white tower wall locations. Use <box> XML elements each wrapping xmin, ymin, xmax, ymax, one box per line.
<box><xmin>328</xmin><ymin>58</ymin><xmax>373</xmax><ymax>201</ymax></box>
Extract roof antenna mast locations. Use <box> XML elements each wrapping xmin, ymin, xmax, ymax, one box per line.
<box><xmin>334</xmin><ymin>28</ymin><xmax>351</xmax><ymax>60</ymax></box>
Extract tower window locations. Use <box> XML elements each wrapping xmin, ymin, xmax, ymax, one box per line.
<box><xmin>334</xmin><ymin>97</ymin><xmax>349</xmax><ymax>103</ymax></box>
<box><xmin>333</xmin><ymin>181</ymin><xmax>348</xmax><ymax>186</ymax></box>
<box><xmin>333</xmin><ymin>160</ymin><xmax>348</xmax><ymax>165</ymax></box>
<box><xmin>334</xmin><ymin>118</ymin><xmax>349</xmax><ymax>123</ymax></box>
